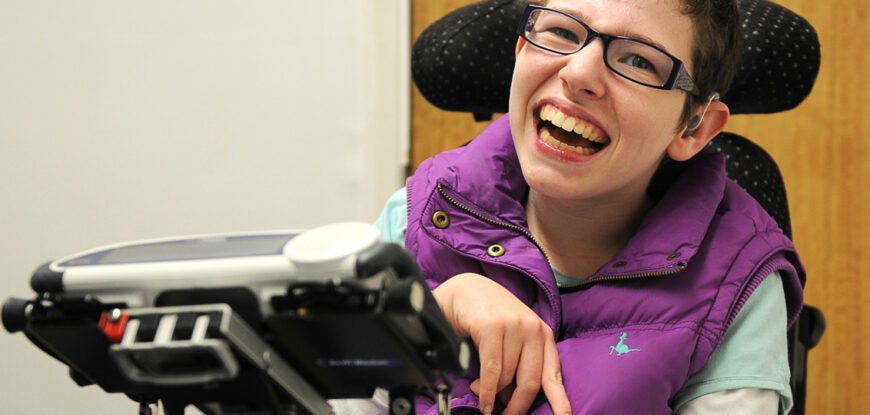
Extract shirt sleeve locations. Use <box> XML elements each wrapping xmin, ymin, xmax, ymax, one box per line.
<box><xmin>373</xmin><ymin>187</ymin><xmax>409</xmax><ymax>246</ymax></box>
<box><xmin>676</xmin><ymin>388</ymin><xmax>779</xmax><ymax>415</ymax></box>
<box><xmin>672</xmin><ymin>271</ymin><xmax>792</xmax><ymax>414</ymax></box>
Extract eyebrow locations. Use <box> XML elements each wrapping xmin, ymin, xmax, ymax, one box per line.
<box><xmin>554</xmin><ymin>6</ymin><xmax>672</xmax><ymax>53</ymax></box>
<box><xmin>614</xmin><ymin>29</ymin><xmax>670</xmax><ymax>53</ymax></box>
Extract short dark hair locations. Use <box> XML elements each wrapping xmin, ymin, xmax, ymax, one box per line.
<box><xmin>678</xmin><ymin>0</ymin><xmax>742</xmax><ymax>129</ymax></box>
<box><xmin>537</xmin><ymin>0</ymin><xmax>742</xmax><ymax>129</ymax></box>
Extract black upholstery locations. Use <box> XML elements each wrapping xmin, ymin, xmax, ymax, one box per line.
<box><xmin>412</xmin><ymin>0</ymin><xmax>820</xmax><ymax>115</ymax></box>
<box><xmin>711</xmin><ymin>132</ymin><xmax>792</xmax><ymax>238</ymax></box>
<box><xmin>411</xmin><ymin>0</ymin><xmax>523</xmax><ymax>116</ymax></box>
<box><xmin>411</xmin><ymin>1</ymin><xmax>824</xmax><ymax>414</ymax></box>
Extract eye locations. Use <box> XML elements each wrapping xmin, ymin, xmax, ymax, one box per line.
<box><xmin>608</xmin><ymin>39</ymin><xmax>674</xmax><ymax>84</ymax></box>
<box><xmin>546</xmin><ymin>27</ymin><xmax>580</xmax><ymax>44</ymax></box>
<box><xmin>624</xmin><ymin>54</ymin><xmax>655</xmax><ymax>72</ymax></box>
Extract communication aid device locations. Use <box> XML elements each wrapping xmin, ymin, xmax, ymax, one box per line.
<box><xmin>3</xmin><ymin>223</ymin><xmax>469</xmax><ymax>415</ymax></box>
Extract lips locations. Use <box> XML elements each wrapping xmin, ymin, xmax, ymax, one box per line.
<box><xmin>536</xmin><ymin>104</ymin><xmax>610</xmax><ymax>155</ymax></box>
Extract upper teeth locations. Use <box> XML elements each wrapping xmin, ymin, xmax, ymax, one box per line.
<box><xmin>539</xmin><ymin>104</ymin><xmax>606</xmax><ymax>143</ymax></box>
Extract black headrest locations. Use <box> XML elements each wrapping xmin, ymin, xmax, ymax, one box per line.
<box><xmin>412</xmin><ymin>0</ymin><xmax>820</xmax><ymax>116</ymax></box>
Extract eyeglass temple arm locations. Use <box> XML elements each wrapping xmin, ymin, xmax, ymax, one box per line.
<box><xmin>674</xmin><ymin>65</ymin><xmax>702</xmax><ymax>96</ymax></box>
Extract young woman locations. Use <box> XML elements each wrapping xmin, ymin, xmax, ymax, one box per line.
<box><xmin>374</xmin><ymin>1</ymin><xmax>805</xmax><ymax>413</ymax></box>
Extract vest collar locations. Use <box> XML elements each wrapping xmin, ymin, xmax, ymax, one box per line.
<box><xmin>436</xmin><ymin>114</ymin><xmax>728</xmax><ymax>283</ymax></box>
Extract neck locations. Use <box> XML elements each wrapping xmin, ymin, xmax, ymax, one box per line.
<box><xmin>526</xmin><ymin>189</ymin><xmax>654</xmax><ymax>278</ymax></box>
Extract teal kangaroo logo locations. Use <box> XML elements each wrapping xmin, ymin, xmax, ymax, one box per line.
<box><xmin>609</xmin><ymin>332</ymin><xmax>641</xmax><ymax>357</ymax></box>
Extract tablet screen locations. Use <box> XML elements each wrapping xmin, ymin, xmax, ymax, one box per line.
<box><xmin>57</xmin><ymin>234</ymin><xmax>297</xmax><ymax>267</ymax></box>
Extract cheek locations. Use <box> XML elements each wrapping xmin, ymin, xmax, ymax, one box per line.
<box><xmin>509</xmin><ymin>66</ymin><xmax>539</xmax><ymax>114</ymax></box>
<box><xmin>508</xmin><ymin>73</ymin><xmax>528</xmax><ymax>117</ymax></box>
<box><xmin>616</xmin><ymin>93</ymin><xmax>684</xmax><ymax>141</ymax></box>
<box><xmin>509</xmin><ymin>52</ymin><xmax>561</xmax><ymax>112</ymax></box>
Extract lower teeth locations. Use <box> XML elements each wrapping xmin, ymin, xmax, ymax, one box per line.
<box><xmin>539</xmin><ymin>127</ymin><xmax>598</xmax><ymax>155</ymax></box>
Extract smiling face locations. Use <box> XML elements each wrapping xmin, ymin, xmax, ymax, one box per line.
<box><xmin>509</xmin><ymin>0</ymin><xmax>702</xmax><ymax>204</ymax></box>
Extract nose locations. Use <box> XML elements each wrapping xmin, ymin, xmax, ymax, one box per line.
<box><xmin>559</xmin><ymin>37</ymin><xmax>607</xmax><ymax>100</ymax></box>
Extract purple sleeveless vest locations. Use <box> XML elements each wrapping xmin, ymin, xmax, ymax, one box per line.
<box><xmin>406</xmin><ymin>115</ymin><xmax>805</xmax><ymax>414</ymax></box>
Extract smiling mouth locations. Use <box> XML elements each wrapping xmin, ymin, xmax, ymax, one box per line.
<box><xmin>536</xmin><ymin>104</ymin><xmax>610</xmax><ymax>155</ymax></box>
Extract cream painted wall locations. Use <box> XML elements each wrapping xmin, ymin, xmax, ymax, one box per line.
<box><xmin>0</xmin><ymin>1</ymin><xmax>409</xmax><ymax>413</ymax></box>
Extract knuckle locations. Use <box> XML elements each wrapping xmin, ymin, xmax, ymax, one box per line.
<box><xmin>516</xmin><ymin>375</ymin><xmax>542</xmax><ymax>392</ymax></box>
<box><xmin>543</xmin><ymin>370</ymin><xmax>564</xmax><ymax>387</ymax></box>
<box><xmin>483</xmin><ymin>314</ymin><xmax>509</xmax><ymax>332</ymax></box>
<box><xmin>481</xmin><ymin>358</ymin><xmax>502</xmax><ymax>376</ymax></box>
<box><xmin>513</xmin><ymin>316</ymin><xmax>541</xmax><ymax>334</ymax></box>
<box><xmin>540</xmin><ymin>323</ymin><xmax>554</xmax><ymax>338</ymax></box>
<box><xmin>515</xmin><ymin>382</ymin><xmax>540</xmax><ymax>397</ymax></box>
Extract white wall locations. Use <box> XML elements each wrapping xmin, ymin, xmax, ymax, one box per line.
<box><xmin>0</xmin><ymin>1</ymin><xmax>409</xmax><ymax>413</ymax></box>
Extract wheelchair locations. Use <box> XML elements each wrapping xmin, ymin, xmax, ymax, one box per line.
<box><xmin>410</xmin><ymin>1</ymin><xmax>825</xmax><ymax>414</ymax></box>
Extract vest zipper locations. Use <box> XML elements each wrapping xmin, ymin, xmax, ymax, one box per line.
<box><xmin>438</xmin><ymin>184</ymin><xmax>687</xmax><ymax>289</ymax></box>
<box><xmin>561</xmin><ymin>264</ymin><xmax>687</xmax><ymax>290</ymax></box>
<box><xmin>437</xmin><ymin>184</ymin><xmax>565</xmax><ymax>335</ymax></box>
<box><xmin>723</xmin><ymin>255</ymin><xmax>794</xmax><ymax>331</ymax></box>
<box><xmin>437</xmin><ymin>184</ymin><xmax>550</xmax><ymax>263</ymax></box>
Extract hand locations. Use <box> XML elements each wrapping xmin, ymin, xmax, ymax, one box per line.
<box><xmin>432</xmin><ymin>273</ymin><xmax>571</xmax><ymax>415</ymax></box>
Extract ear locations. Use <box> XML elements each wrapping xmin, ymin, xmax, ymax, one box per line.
<box><xmin>515</xmin><ymin>37</ymin><xmax>527</xmax><ymax>57</ymax></box>
<box><xmin>667</xmin><ymin>101</ymin><xmax>730</xmax><ymax>161</ymax></box>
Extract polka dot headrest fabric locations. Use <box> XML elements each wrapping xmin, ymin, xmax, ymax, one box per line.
<box><xmin>705</xmin><ymin>133</ymin><xmax>792</xmax><ymax>237</ymax></box>
<box><xmin>412</xmin><ymin>0</ymin><xmax>523</xmax><ymax>115</ymax></box>
<box><xmin>412</xmin><ymin>0</ymin><xmax>820</xmax><ymax>115</ymax></box>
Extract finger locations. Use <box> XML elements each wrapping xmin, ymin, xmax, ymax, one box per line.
<box><xmin>498</xmin><ymin>320</ymin><xmax>523</xmax><ymax>391</ymax></box>
<box><xmin>476</xmin><ymin>331</ymin><xmax>505</xmax><ymax>415</ymax></box>
<box><xmin>474</xmin><ymin>378</ymin><xmax>514</xmax><ymax>409</ymax></box>
<box><xmin>502</xmin><ymin>328</ymin><xmax>545</xmax><ymax>415</ymax></box>
<box><xmin>541</xmin><ymin>335</ymin><xmax>571</xmax><ymax>415</ymax></box>
<box><xmin>497</xmin><ymin>382</ymin><xmax>515</xmax><ymax>408</ymax></box>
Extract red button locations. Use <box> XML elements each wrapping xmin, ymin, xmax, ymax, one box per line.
<box><xmin>98</xmin><ymin>310</ymin><xmax>129</xmax><ymax>343</ymax></box>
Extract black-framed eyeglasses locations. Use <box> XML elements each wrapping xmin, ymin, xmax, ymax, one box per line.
<box><xmin>517</xmin><ymin>5</ymin><xmax>701</xmax><ymax>96</ymax></box>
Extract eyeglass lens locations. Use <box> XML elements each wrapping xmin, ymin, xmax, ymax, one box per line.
<box><xmin>525</xmin><ymin>8</ymin><xmax>676</xmax><ymax>88</ymax></box>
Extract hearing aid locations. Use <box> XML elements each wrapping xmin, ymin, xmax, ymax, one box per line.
<box><xmin>682</xmin><ymin>93</ymin><xmax>720</xmax><ymax>137</ymax></box>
